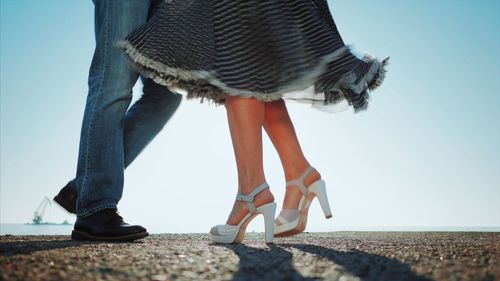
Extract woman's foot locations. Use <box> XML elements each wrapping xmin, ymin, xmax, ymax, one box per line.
<box><xmin>274</xmin><ymin>166</ymin><xmax>332</xmax><ymax>237</ymax></box>
<box><xmin>210</xmin><ymin>183</ymin><xmax>276</xmax><ymax>244</ymax></box>
<box><xmin>226</xmin><ymin>188</ymin><xmax>275</xmax><ymax>225</ymax></box>
<box><xmin>281</xmin><ymin>167</ymin><xmax>321</xmax><ymax>211</ymax></box>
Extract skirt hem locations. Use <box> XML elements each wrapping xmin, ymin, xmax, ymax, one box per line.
<box><xmin>118</xmin><ymin>40</ymin><xmax>389</xmax><ymax>112</ymax></box>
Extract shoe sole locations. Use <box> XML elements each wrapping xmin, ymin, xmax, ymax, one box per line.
<box><xmin>274</xmin><ymin>214</ymin><xmax>308</xmax><ymax>238</ymax></box>
<box><xmin>53</xmin><ymin>194</ymin><xmax>76</xmax><ymax>214</ymax></box>
<box><xmin>71</xmin><ymin>230</ymin><xmax>149</xmax><ymax>242</ymax></box>
<box><xmin>234</xmin><ymin>212</ymin><xmax>259</xmax><ymax>243</ymax></box>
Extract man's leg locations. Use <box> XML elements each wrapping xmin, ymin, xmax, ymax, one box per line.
<box><xmin>54</xmin><ymin>80</ymin><xmax>181</xmax><ymax>214</ymax></box>
<box><xmin>121</xmin><ymin>0</ymin><xmax>181</xmax><ymax>166</ymax></box>
<box><xmin>63</xmin><ymin>0</ymin><xmax>157</xmax><ymax>241</ymax></box>
<box><xmin>75</xmin><ymin>0</ymin><xmax>152</xmax><ymax>217</ymax></box>
<box><xmin>123</xmin><ymin>77</ymin><xmax>182</xmax><ymax>167</ymax></box>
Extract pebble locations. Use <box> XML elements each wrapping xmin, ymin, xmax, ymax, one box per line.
<box><xmin>151</xmin><ymin>274</ymin><xmax>167</xmax><ymax>281</ymax></box>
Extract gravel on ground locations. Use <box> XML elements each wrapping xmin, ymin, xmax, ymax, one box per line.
<box><xmin>1</xmin><ymin>232</ymin><xmax>499</xmax><ymax>281</ymax></box>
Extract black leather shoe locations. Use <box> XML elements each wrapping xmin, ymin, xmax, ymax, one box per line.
<box><xmin>53</xmin><ymin>181</ymin><xmax>77</xmax><ymax>214</ymax></box>
<box><xmin>71</xmin><ymin>208</ymin><xmax>148</xmax><ymax>242</ymax></box>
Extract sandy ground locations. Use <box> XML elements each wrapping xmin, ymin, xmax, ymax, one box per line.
<box><xmin>0</xmin><ymin>232</ymin><xmax>498</xmax><ymax>281</ymax></box>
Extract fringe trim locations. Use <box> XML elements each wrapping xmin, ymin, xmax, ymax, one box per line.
<box><xmin>323</xmin><ymin>55</ymin><xmax>390</xmax><ymax>112</ymax></box>
<box><xmin>118</xmin><ymin>40</ymin><xmax>388</xmax><ymax>112</ymax></box>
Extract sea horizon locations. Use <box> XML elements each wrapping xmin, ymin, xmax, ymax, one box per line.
<box><xmin>1</xmin><ymin>223</ymin><xmax>499</xmax><ymax>236</ymax></box>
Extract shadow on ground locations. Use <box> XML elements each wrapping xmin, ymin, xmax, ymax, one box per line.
<box><xmin>221</xmin><ymin>244</ymin><xmax>317</xmax><ymax>281</ymax></box>
<box><xmin>288</xmin><ymin>244</ymin><xmax>432</xmax><ymax>281</ymax></box>
<box><xmin>0</xmin><ymin>240</ymin><xmax>85</xmax><ymax>256</ymax></box>
<box><xmin>222</xmin><ymin>243</ymin><xmax>432</xmax><ymax>281</ymax></box>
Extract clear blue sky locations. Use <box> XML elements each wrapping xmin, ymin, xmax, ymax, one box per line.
<box><xmin>1</xmin><ymin>0</ymin><xmax>499</xmax><ymax>233</ymax></box>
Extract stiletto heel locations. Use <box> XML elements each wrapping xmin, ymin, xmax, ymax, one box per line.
<box><xmin>309</xmin><ymin>180</ymin><xmax>332</xmax><ymax>218</ymax></box>
<box><xmin>274</xmin><ymin>166</ymin><xmax>333</xmax><ymax>237</ymax></box>
<box><xmin>260</xmin><ymin>202</ymin><xmax>277</xmax><ymax>243</ymax></box>
<box><xmin>210</xmin><ymin>183</ymin><xmax>275</xmax><ymax>244</ymax></box>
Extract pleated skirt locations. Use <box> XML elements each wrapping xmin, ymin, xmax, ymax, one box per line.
<box><xmin>120</xmin><ymin>0</ymin><xmax>389</xmax><ymax>112</ymax></box>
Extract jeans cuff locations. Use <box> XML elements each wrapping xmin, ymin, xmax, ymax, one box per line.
<box><xmin>77</xmin><ymin>204</ymin><xmax>117</xmax><ymax>218</ymax></box>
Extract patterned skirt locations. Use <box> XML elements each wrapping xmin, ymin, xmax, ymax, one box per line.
<box><xmin>120</xmin><ymin>0</ymin><xmax>389</xmax><ymax>112</ymax></box>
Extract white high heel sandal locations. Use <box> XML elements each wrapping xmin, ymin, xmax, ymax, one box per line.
<box><xmin>210</xmin><ymin>183</ymin><xmax>276</xmax><ymax>244</ymax></box>
<box><xmin>274</xmin><ymin>166</ymin><xmax>332</xmax><ymax>237</ymax></box>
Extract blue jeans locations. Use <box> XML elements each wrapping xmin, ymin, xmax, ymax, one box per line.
<box><xmin>74</xmin><ymin>0</ymin><xmax>181</xmax><ymax>217</ymax></box>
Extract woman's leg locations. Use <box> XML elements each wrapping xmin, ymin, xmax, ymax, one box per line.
<box><xmin>263</xmin><ymin>99</ymin><xmax>321</xmax><ymax>210</ymax></box>
<box><xmin>225</xmin><ymin>96</ymin><xmax>274</xmax><ymax>225</ymax></box>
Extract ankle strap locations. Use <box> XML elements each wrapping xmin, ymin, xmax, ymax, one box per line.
<box><xmin>286</xmin><ymin>166</ymin><xmax>316</xmax><ymax>196</ymax></box>
<box><xmin>236</xmin><ymin>182</ymin><xmax>269</xmax><ymax>212</ymax></box>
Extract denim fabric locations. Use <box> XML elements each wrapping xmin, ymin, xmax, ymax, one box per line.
<box><xmin>74</xmin><ymin>0</ymin><xmax>181</xmax><ymax>217</ymax></box>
